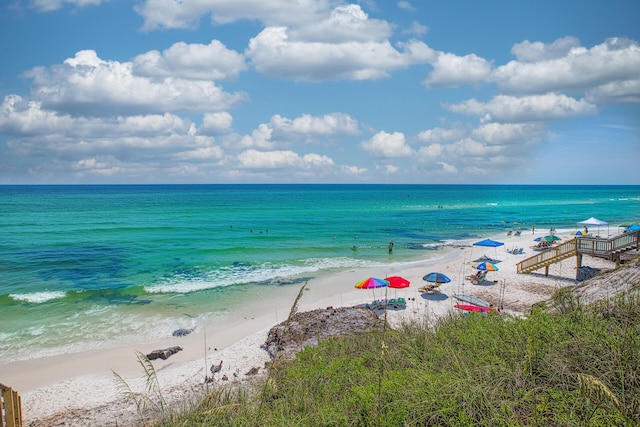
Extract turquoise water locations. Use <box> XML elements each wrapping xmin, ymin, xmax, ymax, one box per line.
<box><xmin>1</xmin><ymin>184</ymin><xmax>639</xmax><ymax>361</ymax></box>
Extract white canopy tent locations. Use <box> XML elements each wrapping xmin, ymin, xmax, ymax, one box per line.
<box><xmin>577</xmin><ymin>217</ymin><xmax>609</xmax><ymax>237</ymax></box>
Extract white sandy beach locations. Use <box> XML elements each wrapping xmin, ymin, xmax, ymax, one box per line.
<box><xmin>0</xmin><ymin>230</ymin><xmax>619</xmax><ymax>426</ymax></box>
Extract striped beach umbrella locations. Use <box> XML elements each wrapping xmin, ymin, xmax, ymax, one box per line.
<box><xmin>473</xmin><ymin>262</ymin><xmax>499</xmax><ymax>271</ymax></box>
<box><xmin>354</xmin><ymin>277</ymin><xmax>390</xmax><ymax>289</ymax></box>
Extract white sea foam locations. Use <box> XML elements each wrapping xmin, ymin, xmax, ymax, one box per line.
<box><xmin>9</xmin><ymin>291</ymin><xmax>66</xmax><ymax>304</ymax></box>
<box><xmin>144</xmin><ymin>257</ymin><xmax>381</xmax><ymax>294</ymax></box>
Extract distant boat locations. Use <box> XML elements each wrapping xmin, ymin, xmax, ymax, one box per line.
<box><xmin>452</xmin><ymin>293</ymin><xmax>492</xmax><ymax>308</ymax></box>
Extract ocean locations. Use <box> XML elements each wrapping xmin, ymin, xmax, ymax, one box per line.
<box><xmin>1</xmin><ymin>184</ymin><xmax>639</xmax><ymax>363</ymax></box>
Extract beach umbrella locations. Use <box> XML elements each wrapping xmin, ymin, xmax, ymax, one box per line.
<box><xmin>354</xmin><ymin>277</ymin><xmax>389</xmax><ymax>289</ymax></box>
<box><xmin>421</xmin><ymin>272</ymin><xmax>451</xmax><ymax>293</ymax></box>
<box><xmin>472</xmin><ymin>255</ymin><xmax>502</xmax><ymax>264</ymax></box>
<box><xmin>534</xmin><ymin>235</ymin><xmax>561</xmax><ymax>242</ymax></box>
<box><xmin>473</xmin><ymin>239</ymin><xmax>504</xmax><ymax>247</ymax></box>
<box><xmin>626</xmin><ymin>224</ymin><xmax>640</xmax><ymax>232</ymax></box>
<box><xmin>385</xmin><ymin>275</ymin><xmax>411</xmax><ymax>289</ymax></box>
<box><xmin>473</xmin><ymin>262</ymin><xmax>499</xmax><ymax>271</ymax></box>
<box><xmin>576</xmin><ymin>231</ymin><xmax>587</xmax><ymax>236</ymax></box>
<box><xmin>422</xmin><ymin>272</ymin><xmax>451</xmax><ymax>284</ymax></box>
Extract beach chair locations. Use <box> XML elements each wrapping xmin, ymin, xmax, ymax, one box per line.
<box><xmin>466</xmin><ymin>272</ymin><xmax>486</xmax><ymax>284</ymax></box>
<box><xmin>397</xmin><ymin>297</ymin><xmax>406</xmax><ymax>307</ymax></box>
<box><xmin>419</xmin><ymin>283</ymin><xmax>441</xmax><ymax>293</ymax></box>
<box><xmin>514</xmin><ymin>230</ymin><xmax>522</xmax><ymax>236</ymax></box>
<box><xmin>366</xmin><ymin>300</ymin><xmax>382</xmax><ymax>310</ymax></box>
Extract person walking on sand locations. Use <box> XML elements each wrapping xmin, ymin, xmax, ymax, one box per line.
<box><xmin>388</xmin><ymin>240</ymin><xmax>394</xmax><ymax>253</ymax></box>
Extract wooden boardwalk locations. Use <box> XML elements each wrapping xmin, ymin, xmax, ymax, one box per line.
<box><xmin>517</xmin><ymin>230</ymin><xmax>640</xmax><ymax>277</ymax></box>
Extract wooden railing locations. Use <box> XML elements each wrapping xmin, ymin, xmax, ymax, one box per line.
<box><xmin>0</xmin><ymin>383</ymin><xmax>22</xmax><ymax>427</ymax></box>
<box><xmin>577</xmin><ymin>230</ymin><xmax>640</xmax><ymax>258</ymax></box>
<box><xmin>517</xmin><ymin>239</ymin><xmax>577</xmax><ymax>274</ymax></box>
<box><xmin>517</xmin><ymin>230</ymin><xmax>640</xmax><ymax>275</ymax></box>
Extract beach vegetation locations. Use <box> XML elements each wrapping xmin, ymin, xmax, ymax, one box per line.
<box><xmin>162</xmin><ymin>283</ymin><xmax>640</xmax><ymax>426</ymax></box>
<box><xmin>113</xmin><ymin>350</ymin><xmax>170</xmax><ymax>425</ymax></box>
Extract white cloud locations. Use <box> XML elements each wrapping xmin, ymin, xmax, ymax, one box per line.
<box><xmin>24</xmin><ymin>50</ymin><xmax>247</xmax><ymax>117</ymax></box>
<box><xmin>301</xmin><ymin>153</ymin><xmax>336</xmax><ymax>170</ymax></box>
<box><xmin>446</xmin><ymin>137</ymin><xmax>504</xmax><ymax>158</ymax></box>
<box><xmin>0</xmin><ymin>95</ymin><xmax>195</xmax><ymax>138</ymax></box>
<box><xmin>0</xmin><ymin>94</ymin><xmax>231</xmax><ymax>182</ymax></box>
<box><xmin>445</xmin><ymin>93</ymin><xmax>597</xmax><ymax>123</ymax></box>
<box><xmin>360</xmin><ymin>131</ymin><xmax>414</xmax><ymax>157</ymax></box>
<box><xmin>423</xmin><ymin>52</ymin><xmax>493</xmax><ymax>88</ymax></box>
<box><xmin>438</xmin><ymin>162</ymin><xmax>457</xmax><ymax>174</ymax></box>
<box><xmin>416</xmin><ymin>142</ymin><xmax>444</xmax><ymax>160</ymax></box>
<box><xmin>135</xmin><ymin>0</ymin><xmax>331</xmax><ymax>31</ymax></box>
<box><xmin>397</xmin><ymin>1</ymin><xmax>415</xmax><ymax>12</ymax></box>
<box><xmin>341</xmin><ymin>164</ymin><xmax>367</xmax><ymax>175</ymax></box>
<box><xmin>472</xmin><ymin>122</ymin><xmax>546</xmax><ymax>145</ymax></box>
<box><xmin>377</xmin><ymin>163</ymin><xmax>399</xmax><ymax>174</ymax></box>
<box><xmin>200</xmin><ymin>112</ymin><xmax>234</xmax><ymax>136</ymax></box>
<box><xmin>132</xmin><ymin>40</ymin><xmax>246</xmax><ymax>81</ymax></box>
<box><xmin>414</xmin><ymin>119</ymin><xmax>550</xmax><ymax>178</ymax></box>
<box><xmin>416</xmin><ymin>126</ymin><xmax>466</xmax><ymax>143</ymax></box>
<box><xmin>247</xmin><ymin>27</ymin><xmax>433</xmax><ymax>81</ymax></box>
<box><xmin>270</xmin><ymin>113</ymin><xmax>359</xmax><ymax>139</ymax></box>
<box><xmin>237</xmin><ymin>149</ymin><xmax>334</xmax><ymax>170</ymax></box>
<box><xmin>173</xmin><ymin>145</ymin><xmax>224</xmax><ymax>161</ymax></box>
<box><xmin>226</xmin><ymin>112</ymin><xmax>359</xmax><ymax>150</ymax></box>
<box><xmin>402</xmin><ymin>21</ymin><xmax>428</xmax><ymax>36</ymax></box>
<box><xmin>28</xmin><ymin>0</ymin><xmax>104</xmax><ymax>12</ymax></box>
<box><xmin>586</xmin><ymin>78</ymin><xmax>640</xmax><ymax>103</ymax></box>
<box><xmin>494</xmin><ymin>37</ymin><xmax>640</xmax><ymax>96</ymax></box>
<box><xmin>511</xmin><ymin>36</ymin><xmax>581</xmax><ymax>62</ymax></box>
<box><xmin>291</xmin><ymin>4</ymin><xmax>392</xmax><ymax>43</ymax></box>
<box><xmin>234</xmin><ymin>124</ymin><xmax>275</xmax><ymax>150</ymax></box>
<box><xmin>0</xmin><ymin>95</ymin><xmax>74</xmax><ymax>136</ymax></box>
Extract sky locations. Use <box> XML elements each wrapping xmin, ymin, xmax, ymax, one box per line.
<box><xmin>1</xmin><ymin>0</ymin><xmax>639</xmax><ymax>185</ymax></box>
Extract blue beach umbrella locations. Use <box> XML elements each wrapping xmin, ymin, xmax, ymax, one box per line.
<box><xmin>422</xmin><ymin>272</ymin><xmax>452</xmax><ymax>284</ymax></box>
<box><xmin>626</xmin><ymin>224</ymin><xmax>640</xmax><ymax>232</ymax></box>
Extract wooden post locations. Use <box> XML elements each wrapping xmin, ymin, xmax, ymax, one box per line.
<box><xmin>544</xmin><ymin>265</ymin><xmax>549</xmax><ymax>276</ymax></box>
<box><xmin>576</xmin><ymin>253</ymin><xmax>582</xmax><ymax>280</ymax></box>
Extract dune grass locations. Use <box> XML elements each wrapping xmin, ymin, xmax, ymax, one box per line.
<box><xmin>160</xmin><ymin>284</ymin><xmax>640</xmax><ymax>426</ymax></box>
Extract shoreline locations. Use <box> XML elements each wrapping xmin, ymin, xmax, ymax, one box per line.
<box><xmin>1</xmin><ymin>229</ymin><xmax>620</xmax><ymax>425</ymax></box>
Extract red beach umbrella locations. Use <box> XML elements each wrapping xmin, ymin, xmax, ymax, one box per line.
<box><xmin>384</xmin><ymin>276</ymin><xmax>411</xmax><ymax>289</ymax></box>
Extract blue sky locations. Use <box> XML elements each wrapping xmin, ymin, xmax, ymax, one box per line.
<box><xmin>1</xmin><ymin>0</ymin><xmax>639</xmax><ymax>184</ymax></box>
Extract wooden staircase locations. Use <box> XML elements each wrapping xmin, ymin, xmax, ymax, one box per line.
<box><xmin>517</xmin><ymin>239</ymin><xmax>577</xmax><ymax>274</ymax></box>
<box><xmin>517</xmin><ymin>230</ymin><xmax>640</xmax><ymax>276</ymax></box>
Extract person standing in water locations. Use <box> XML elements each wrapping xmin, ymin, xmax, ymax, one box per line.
<box><xmin>388</xmin><ymin>240</ymin><xmax>394</xmax><ymax>253</ymax></box>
